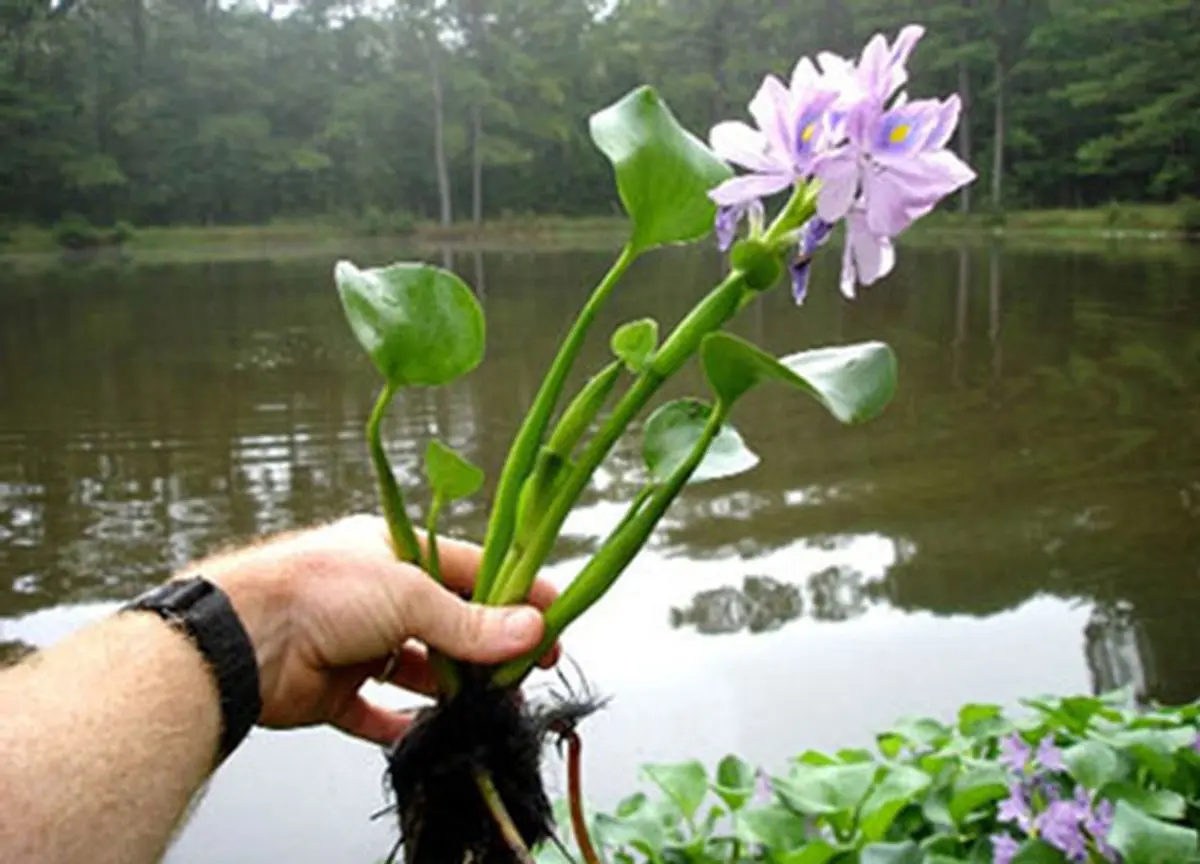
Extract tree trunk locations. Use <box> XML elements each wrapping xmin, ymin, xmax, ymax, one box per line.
<box><xmin>428</xmin><ymin>31</ymin><xmax>453</xmax><ymax>227</ymax></box>
<box><xmin>991</xmin><ymin>52</ymin><xmax>1004</xmax><ymax>212</ymax></box>
<box><xmin>470</xmin><ymin>100</ymin><xmax>483</xmax><ymax>226</ymax></box>
<box><xmin>958</xmin><ymin>57</ymin><xmax>972</xmax><ymax>214</ymax></box>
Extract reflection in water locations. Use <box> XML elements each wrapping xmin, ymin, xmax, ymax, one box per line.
<box><xmin>669</xmin><ymin>574</ymin><xmax>805</xmax><ymax>635</ymax></box>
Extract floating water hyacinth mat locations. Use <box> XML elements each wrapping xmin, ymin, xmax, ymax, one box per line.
<box><xmin>535</xmin><ymin>690</ymin><xmax>1200</xmax><ymax>864</ymax></box>
<box><xmin>333</xmin><ymin>24</ymin><xmax>974</xmax><ymax>864</ymax></box>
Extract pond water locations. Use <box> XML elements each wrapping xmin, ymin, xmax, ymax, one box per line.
<box><xmin>2</xmin><ymin>240</ymin><xmax>1199</xmax><ymax>862</ymax></box>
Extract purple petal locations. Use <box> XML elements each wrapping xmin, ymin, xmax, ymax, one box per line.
<box><xmin>1036</xmin><ymin>736</ymin><xmax>1065</xmax><ymax>772</ymax></box>
<box><xmin>790</xmin><ymin>56</ymin><xmax>820</xmax><ymax>93</ymax></box>
<box><xmin>790</xmin><ymin>258</ymin><xmax>813</xmax><ymax>304</ymax></box>
<box><xmin>791</xmin><ymin>91</ymin><xmax>840</xmax><ymax>167</ymax></box>
<box><xmin>748</xmin><ymin>74</ymin><xmax>793</xmax><ymax>159</ymax></box>
<box><xmin>814</xmin><ymin>150</ymin><xmax>859</xmax><ymax>222</ymax></box>
<box><xmin>708</xmin><ymin>172</ymin><xmax>793</xmax><ymax>208</ymax></box>
<box><xmin>999</xmin><ymin>734</ymin><xmax>1032</xmax><ymax>774</ymax></box>
<box><xmin>863</xmin><ymin>150</ymin><xmax>976</xmax><ymax>234</ymax></box>
<box><xmin>992</xmin><ymin>833</ymin><xmax>1020</xmax><ymax>864</ymax></box>
<box><xmin>847</xmin><ymin>210</ymin><xmax>895</xmax><ymax>286</ymax></box>
<box><xmin>710</xmin><ymin>121</ymin><xmax>782</xmax><ymax>174</ymax></box>
<box><xmin>715</xmin><ymin>206</ymin><xmax>740</xmax><ymax>252</ymax></box>
<box><xmin>1036</xmin><ymin>800</ymin><xmax>1089</xmax><ymax>862</ymax></box>
<box><xmin>863</xmin><ymin>168</ymin><xmax>919</xmax><ymax>237</ymax></box>
<box><xmin>997</xmin><ymin>783</ymin><xmax>1034</xmax><ymax>832</ymax></box>
<box><xmin>882</xmin><ymin>25</ymin><xmax>925</xmax><ymax>99</ymax></box>
<box><xmin>855</xmin><ymin>33</ymin><xmax>890</xmax><ymax>99</ymax></box>
<box><xmin>926</xmin><ymin>95</ymin><xmax>962</xmax><ymax>150</ymax></box>
<box><xmin>872</xmin><ymin>99</ymin><xmax>945</xmax><ymax>158</ymax></box>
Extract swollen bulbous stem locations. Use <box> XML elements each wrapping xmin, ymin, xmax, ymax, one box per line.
<box><xmin>492</xmin><ymin>403</ymin><xmax>730</xmax><ymax>688</ymax></box>
<box><xmin>473</xmin><ymin>245</ymin><xmax>638</xmax><ymax>604</ymax></box>
<box><xmin>487</xmin><ymin>270</ymin><xmax>749</xmax><ymax>610</ymax></box>
<box><xmin>367</xmin><ymin>382</ymin><xmax>423</xmax><ymax>566</ymax></box>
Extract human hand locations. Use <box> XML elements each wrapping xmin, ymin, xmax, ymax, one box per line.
<box><xmin>191</xmin><ymin>514</ymin><xmax>558</xmax><ymax>746</ymax></box>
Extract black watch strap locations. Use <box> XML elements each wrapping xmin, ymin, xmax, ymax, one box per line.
<box><xmin>123</xmin><ymin>577</ymin><xmax>262</xmax><ymax>761</ymax></box>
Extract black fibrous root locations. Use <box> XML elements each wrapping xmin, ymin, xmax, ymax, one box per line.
<box><xmin>383</xmin><ymin>664</ymin><xmax>607</xmax><ymax>864</ymax></box>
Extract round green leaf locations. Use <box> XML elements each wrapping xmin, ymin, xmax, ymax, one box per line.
<box><xmin>335</xmin><ymin>260</ymin><xmax>485</xmax><ymax>387</ymax></box>
<box><xmin>859</xmin><ymin>765</ymin><xmax>932</xmax><ymax>841</ymax></box>
<box><xmin>773</xmin><ymin>762</ymin><xmax>879</xmax><ymax>816</ymax></box>
<box><xmin>700</xmin><ymin>332</ymin><xmax>897</xmax><ymax>423</ymax></box>
<box><xmin>589</xmin><ymin>86</ymin><xmax>733</xmax><ymax>253</ymax></box>
<box><xmin>425</xmin><ymin>440</ymin><xmax>484</xmax><ymax>502</ymax></box>
<box><xmin>642</xmin><ymin>398</ymin><xmax>759</xmax><ymax>485</ymax></box>
<box><xmin>1063</xmin><ymin>740</ymin><xmax>1125</xmax><ymax>790</ymax></box>
<box><xmin>736</xmin><ymin>803</ymin><xmax>810</xmax><ymax>852</ymax></box>
<box><xmin>860</xmin><ymin>841</ymin><xmax>921</xmax><ymax>864</ymax></box>
<box><xmin>611</xmin><ymin>318</ymin><xmax>659</xmax><ymax>373</ymax></box>
<box><xmin>1107</xmin><ymin>800</ymin><xmax>1198</xmax><ymax>864</ymax></box>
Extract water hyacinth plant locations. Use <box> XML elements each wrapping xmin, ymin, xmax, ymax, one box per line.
<box><xmin>537</xmin><ymin>690</ymin><xmax>1200</xmax><ymax>864</ymax></box>
<box><xmin>333</xmin><ymin>24</ymin><xmax>974</xmax><ymax>864</ymax></box>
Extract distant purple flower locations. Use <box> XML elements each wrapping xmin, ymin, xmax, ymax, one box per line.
<box><xmin>789</xmin><ymin>218</ymin><xmax>834</xmax><ymax>303</ymax></box>
<box><xmin>1192</xmin><ymin>729</ymin><xmax>1200</xmax><ymax>754</ymax></box>
<box><xmin>1079</xmin><ymin>792</ymin><xmax>1119</xmax><ymax>861</ymax></box>
<box><xmin>753</xmin><ymin>768</ymin><xmax>773</xmax><ymax>804</ymax></box>
<box><xmin>999</xmin><ymin>734</ymin><xmax>1032</xmax><ymax>774</ymax></box>
<box><xmin>1036</xmin><ymin>736</ymin><xmax>1065</xmax><ymax>773</ymax></box>
<box><xmin>1036</xmin><ymin>799</ymin><xmax>1089</xmax><ymax>862</ymax></box>
<box><xmin>991</xmin><ymin>833</ymin><xmax>1020</xmax><ymax>864</ymax></box>
<box><xmin>997</xmin><ymin>783</ymin><xmax>1033</xmax><ymax>832</ymax></box>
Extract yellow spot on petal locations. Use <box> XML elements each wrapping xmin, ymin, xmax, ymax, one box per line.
<box><xmin>888</xmin><ymin>124</ymin><xmax>911</xmax><ymax>145</ymax></box>
<box><xmin>801</xmin><ymin>123</ymin><xmax>816</xmax><ymax>143</ymax></box>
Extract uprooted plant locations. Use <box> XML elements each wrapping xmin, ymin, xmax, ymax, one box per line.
<box><xmin>332</xmin><ymin>23</ymin><xmax>975</xmax><ymax>864</ymax></box>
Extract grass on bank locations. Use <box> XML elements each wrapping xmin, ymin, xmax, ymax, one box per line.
<box><xmin>1</xmin><ymin>200</ymin><xmax>1197</xmax><ymax>262</ymax></box>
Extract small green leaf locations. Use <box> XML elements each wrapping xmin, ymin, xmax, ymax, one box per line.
<box><xmin>1063</xmin><ymin>740</ymin><xmax>1125</xmax><ymax>790</ymax></box>
<box><xmin>424</xmin><ymin>440</ymin><xmax>484</xmax><ymax>502</ymax></box>
<box><xmin>776</xmin><ymin>842</ymin><xmax>842</xmax><ymax>864</ymax></box>
<box><xmin>643</xmin><ymin>760</ymin><xmax>709</xmax><ymax>823</ymax></box>
<box><xmin>774</xmin><ymin>762</ymin><xmax>879</xmax><ymax>816</ymax></box>
<box><xmin>335</xmin><ymin>260</ymin><xmax>484</xmax><ymax>387</ymax></box>
<box><xmin>589</xmin><ymin>86</ymin><xmax>733</xmax><ymax>253</ymax></box>
<box><xmin>860</xmin><ymin>841</ymin><xmax>922</xmax><ymax>864</ymax></box>
<box><xmin>958</xmin><ymin>703</ymin><xmax>1009</xmax><ymax>740</ymax></box>
<box><xmin>700</xmin><ymin>332</ymin><xmax>897</xmax><ymax>421</ymax></box>
<box><xmin>712</xmin><ymin>754</ymin><xmax>756</xmax><ymax>811</ymax></box>
<box><xmin>737</xmin><ymin>802</ymin><xmax>809</xmax><ymax>851</ymax></box>
<box><xmin>1100</xmin><ymin>781</ymin><xmax>1188</xmax><ymax>820</ymax></box>
<box><xmin>642</xmin><ymin>398</ymin><xmax>759</xmax><ymax>484</ymax></box>
<box><xmin>612</xmin><ymin>318</ymin><xmax>659</xmax><ymax>373</ymax></box>
<box><xmin>1107</xmin><ymin>800</ymin><xmax>1198</xmax><ymax>864</ymax></box>
<box><xmin>949</xmin><ymin>764</ymin><xmax>1009</xmax><ymax>825</ymax></box>
<box><xmin>859</xmin><ymin>765</ymin><xmax>932</xmax><ymax>841</ymax></box>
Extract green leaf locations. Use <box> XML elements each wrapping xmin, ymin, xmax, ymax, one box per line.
<box><xmin>424</xmin><ymin>440</ymin><xmax>484</xmax><ymax>502</ymax></box>
<box><xmin>612</xmin><ymin>318</ymin><xmax>659</xmax><ymax>373</ymax></box>
<box><xmin>335</xmin><ymin>260</ymin><xmax>485</xmax><ymax>387</ymax></box>
<box><xmin>859</xmin><ymin>765</ymin><xmax>932</xmax><ymax>841</ymax></box>
<box><xmin>1106</xmin><ymin>727</ymin><xmax>1195</xmax><ymax>784</ymax></box>
<box><xmin>642</xmin><ymin>399</ymin><xmax>759</xmax><ymax>484</ymax></box>
<box><xmin>1062</xmin><ymin>740</ymin><xmax>1125</xmax><ymax>790</ymax></box>
<box><xmin>860</xmin><ymin>841</ymin><xmax>922</xmax><ymax>864</ymax></box>
<box><xmin>700</xmin><ymin>332</ymin><xmax>897</xmax><ymax>422</ymax></box>
<box><xmin>712</xmin><ymin>754</ymin><xmax>756</xmax><ymax>811</ymax></box>
<box><xmin>1107</xmin><ymin>800</ymin><xmax>1198</xmax><ymax>864</ymax></box>
<box><xmin>949</xmin><ymin>764</ymin><xmax>1009</xmax><ymax>825</ymax></box>
<box><xmin>737</xmin><ymin>803</ymin><xmax>809</xmax><ymax>851</ymax></box>
<box><xmin>775</xmin><ymin>842</ymin><xmax>841</xmax><ymax>864</ymax></box>
<box><xmin>1100</xmin><ymin>781</ymin><xmax>1188</xmax><ymax>820</ymax></box>
<box><xmin>773</xmin><ymin>762</ymin><xmax>878</xmax><ymax>816</ymax></box>
<box><xmin>515</xmin><ymin>449</ymin><xmax>571</xmax><ymax>548</ymax></box>
<box><xmin>589</xmin><ymin>86</ymin><xmax>732</xmax><ymax>253</ymax></box>
<box><xmin>1009</xmin><ymin>839</ymin><xmax>1065</xmax><ymax>863</ymax></box>
<box><xmin>643</xmin><ymin>760</ymin><xmax>709</xmax><ymax>823</ymax></box>
<box><xmin>958</xmin><ymin>703</ymin><xmax>1009</xmax><ymax>740</ymax></box>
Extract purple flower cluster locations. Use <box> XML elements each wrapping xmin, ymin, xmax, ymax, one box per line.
<box><xmin>708</xmin><ymin>25</ymin><xmax>975</xmax><ymax>303</ymax></box>
<box><xmin>991</xmin><ymin>733</ymin><xmax>1118</xmax><ymax>864</ymax></box>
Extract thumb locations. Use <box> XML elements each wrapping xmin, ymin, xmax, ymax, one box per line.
<box><xmin>399</xmin><ymin>576</ymin><xmax>546</xmax><ymax>664</ymax></box>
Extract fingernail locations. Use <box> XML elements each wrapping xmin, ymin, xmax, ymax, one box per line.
<box><xmin>501</xmin><ymin>607</ymin><xmax>542</xmax><ymax>643</ymax></box>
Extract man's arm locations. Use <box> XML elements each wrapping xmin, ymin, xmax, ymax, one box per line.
<box><xmin>0</xmin><ymin>515</ymin><xmax>557</xmax><ymax>864</ymax></box>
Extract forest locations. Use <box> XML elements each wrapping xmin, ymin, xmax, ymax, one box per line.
<box><xmin>1</xmin><ymin>0</ymin><xmax>1196</xmax><ymax>228</ymax></box>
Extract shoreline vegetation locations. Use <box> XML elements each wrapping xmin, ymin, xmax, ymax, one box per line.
<box><xmin>1</xmin><ymin>202</ymin><xmax>1197</xmax><ymax>267</ymax></box>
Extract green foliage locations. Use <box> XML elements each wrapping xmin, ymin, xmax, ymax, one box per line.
<box><xmin>424</xmin><ymin>440</ymin><xmax>484</xmax><ymax>502</ymax></box>
<box><xmin>537</xmin><ymin>691</ymin><xmax>1200</xmax><ymax>863</ymax></box>
<box><xmin>359</xmin><ymin>207</ymin><xmax>416</xmax><ymax>237</ymax></box>
<box><xmin>588</xmin><ymin>86</ymin><xmax>732</xmax><ymax>254</ymax></box>
<box><xmin>641</xmin><ymin>398</ymin><xmax>759</xmax><ymax>485</ymax></box>
<box><xmin>52</xmin><ymin>215</ymin><xmax>104</xmax><ymax>250</ymax></box>
<box><xmin>1180</xmin><ymin>198</ymin><xmax>1200</xmax><ymax>237</ymax></box>
<box><xmin>611</xmin><ymin>318</ymin><xmax>659</xmax><ymax>373</ymax></box>
<box><xmin>700</xmin><ymin>332</ymin><xmax>899</xmax><ymax>423</ymax></box>
<box><xmin>334</xmin><ymin>260</ymin><xmax>485</xmax><ymax>388</ymax></box>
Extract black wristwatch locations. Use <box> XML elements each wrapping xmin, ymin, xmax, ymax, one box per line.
<box><xmin>122</xmin><ymin>576</ymin><xmax>262</xmax><ymax>761</ymax></box>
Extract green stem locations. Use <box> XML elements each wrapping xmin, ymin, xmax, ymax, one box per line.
<box><xmin>472</xmin><ymin>244</ymin><xmax>637</xmax><ymax>603</ymax></box>
<box><xmin>474</xmin><ymin>768</ymin><xmax>535</xmax><ymax>864</ymax></box>
<box><xmin>493</xmin><ymin>402</ymin><xmax>730</xmax><ymax>687</ymax></box>
<box><xmin>488</xmin><ymin>269</ymin><xmax>748</xmax><ymax>608</ymax></box>
<box><xmin>424</xmin><ymin>498</ymin><xmax>444</xmax><ymax>585</ymax></box>
<box><xmin>545</xmin><ymin>360</ymin><xmax>623</xmax><ymax>458</ymax></box>
<box><xmin>367</xmin><ymin>382</ymin><xmax>422</xmax><ymax>565</ymax></box>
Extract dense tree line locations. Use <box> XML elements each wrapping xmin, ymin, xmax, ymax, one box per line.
<box><xmin>1</xmin><ymin>0</ymin><xmax>1196</xmax><ymax>228</ymax></box>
